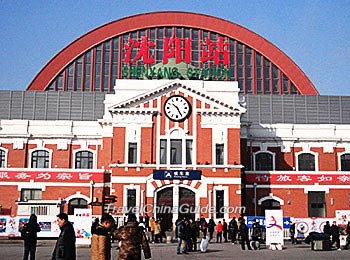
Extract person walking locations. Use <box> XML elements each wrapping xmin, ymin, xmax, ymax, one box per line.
<box><xmin>114</xmin><ymin>213</ymin><xmax>151</xmax><ymax>260</ymax></box>
<box><xmin>222</xmin><ymin>219</ymin><xmax>228</xmax><ymax>242</ymax></box>
<box><xmin>216</xmin><ymin>221</ymin><xmax>223</xmax><ymax>243</ymax></box>
<box><xmin>344</xmin><ymin>221</ymin><xmax>350</xmax><ymax>250</ymax></box>
<box><xmin>21</xmin><ymin>214</ymin><xmax>41</xmax><ymax>260</ymax></box>
<box><xmin>330</xmin><ymin>221</ymin><xmax>341</xmax><ymax>250</ymax></box>
<box><xmin>90</xmin><ymin>213</ymin><xmax>115</xmax><ymax>260</ymax></box>
<box><xmin>149</xmin><ymin>217</ymin><xmax>155</xmax><ymax>243</ymax></box>
<box><xmin>154</xmin><ymin>220</ymin><xmax>162</xmax><ymax>243</ymax></box>
<box><xmin>239</xmin><ymin>219</ymin><xmax>252</xmax><ymax>250</ymax></box>
<box><xmin>289</xmin><ymin>221</ymin><xmax>296</xmax><ymax>244</ymax></box>
<box><xmin>175</xmin><ymin>217</ymin><xmax>189</xmax><ymax>255</ymax></box>
<box><xmin>52</xmin><ymin>213</ymin><xmax>76</xmax><ymax>260</ymax></box>
<box><xmin>200</xmin><ymin>216</ymin><xmax>207</xmax><ymax>238</ymax></box>
<box><xmin>207</xmin><ymin>218</ymin><xmax>216</xmax><ymax>243</ymax></box>
<box><xmin>189</xmin><ymin>218</ymin><xmax>198</xmax><ymax>251</ymax></box>
<box><xmin>251</xmin><ymin>220</ymin><xmax>261</xmax><ymax>250</ymax></box>
<box><xmin>229</xmin><ymin>217</ymin><xmax>238</xmax><ymax>244</ymax></box>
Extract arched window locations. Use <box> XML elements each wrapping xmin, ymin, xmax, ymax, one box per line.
<box><xmin>31</xmin><ymin>150</ymin><xmax>50</xmax><ymax>168</ymax></box>
<box><xmin>75</xmin><ymin>150</ymin><xmax>94</xmax><ymax>169</ymax></box>
<box><xmin>298</xmin><ymin>153</ymin><xmax>315</xmax><ymax>171</ymax></box>
<box><xmin>340</xmin><ymin>153</ymin><xmax>350</xmax><ymax>171</ymax></box>
<box><xmin>0</xmin><ymin>148</ymin><xmax>6</xmax><ymax>168</ymax></box>
<box><xmin>261</xmin><ymin>199</ymin><xmax>281</xmax><ymax>214</ymax></box>
<box><xmin>68</xmin><ymin>198</ymin><xmax>88</xmax><ymax>215</ymax></box>
<box><xmin>255</xmin><ymin>152</ymin><xmax>274</xmax><ymax>171</ymax></box>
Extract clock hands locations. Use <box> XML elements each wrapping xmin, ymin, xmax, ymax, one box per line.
<box><xmin>173</xmin><ymin>104</ymin><xmax>182</xmax><ymax>116</ymax></box>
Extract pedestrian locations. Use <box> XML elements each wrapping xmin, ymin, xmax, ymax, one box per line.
<box><xmin>289</xmin><ymin>221</ymin><xmax>296</xmax><ymax>244</ymax></box>
<box><xmin>222</xmin><ymin>219</ymin><xmax>228</xmax><ymax>242</ymax></box>
<box><xmin>251</xmin><ymin>220</ymin><xmax>261</xmax><ymax>250</ymax></box>
<box><xmin>176</xmin><ymin>217</ymin><xmax>189</xmax><ymax>255</ymax></box>
<box><xmin>216</xmin><ymin>221</ymin><xmax>223</xmax><ymax>243</ymax></box>
<box><xmin>239</xmin><ymin>219</ymin><xmax>252</xmax><ymax>250</ymax></box>
<box><xmin>330</xmin><ymin>221</ymin><xmax>341</xmax><ymax>250</ymax></box>
<box><xmin>207</xmin><ymin>218</ymin><xmax>216</xmax><ymax>242</ymax></box>
<box><xmin>91</xmin><ymin>213</ymin><xmax>115</xmax><ymax>260</ymax></box>
<box><xmin>21</xmin><ymin>213</ymin><xmax>41</xmax><ymax>260</ymax></box>
<box><xmin>323</xmin><ymin>221</ymin><xmax>331</xmax><ymax>235</ymax></box>
<box><xmin>52</xmin><ymin>213</ymin><xmax>76</xmax><ymax>260</ymax></box>
<box><xmin>189</xmin><ymin>218</ymin><xmax>198</xmax><ymax>251</ymax></box>
<box><xmin>154</xmin><ymin>220</ymin><xmax>162</xmax><ymax>243</ymax></box>
<box><xmin>159</xmin><ymin>217</ymin><xmax>167</xmax><ymax>242</ymax></box>
<box><xmin>344</xmin><ymin>221</ymin><xmax>350</xmax><ymax>250</ymax></box>
<box><xmin>228</xmin><ymin>217</ymin><xmax>238</xmax><ymax>244</ymax></box>
<box><xmin>91</xmin><ymin>217</ymin><xmax>99</xmax><ymax>235</ymax></box>
<box><xmin>144</xmin><ymin>213</ymin><xmax>150</xmax><ymax>232</ymax></box>
<box><xmin>114</xmin><ymin>213</ymin><xmax>151</xmax><ymax>260</ymax></box>
<box><xmin>149</xmin><ymin>217</ymin><xmax>155</xmax><ymax>243</ymax></box>
<box><xmin>200</xmin><ymin>216</ymin><xmax>208</xmax><ymax>238</ymax></box>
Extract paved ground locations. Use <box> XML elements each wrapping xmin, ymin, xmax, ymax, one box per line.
<box><xmin>1</xmin><ymin>239</ymin><xmax>349</xmax><ymax>259</ymax></box>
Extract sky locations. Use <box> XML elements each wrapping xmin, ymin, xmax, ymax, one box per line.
<box><xmin>1</xmin><ymin>0</ymin><xmax>350</xmax><ymax>95</ymax></box>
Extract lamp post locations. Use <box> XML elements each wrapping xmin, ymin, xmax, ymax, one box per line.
<box><xmin>253</xmin><ymin>182</ymin><xmax>257</xmax><ymax>216</ymax></box>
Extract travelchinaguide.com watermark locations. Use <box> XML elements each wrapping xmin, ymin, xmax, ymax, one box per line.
<box><xmin>105</xmin><ymin>204</ymin><xmax>246</xmax><ymax>215</ymax></box>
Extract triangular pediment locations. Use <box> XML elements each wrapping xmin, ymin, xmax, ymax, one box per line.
<box><xmin>108</xmin><ymin>79</ymin><xmax>246</xmax><ymax>115</ymax></box>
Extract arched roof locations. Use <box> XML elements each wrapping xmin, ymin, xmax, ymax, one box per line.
<box><xmin>27</xmin><ymin>11</ymin><xmax>318</xmax><ymax>95</ymax></box>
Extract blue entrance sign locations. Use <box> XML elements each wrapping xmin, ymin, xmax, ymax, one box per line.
<box><xmin>247</xmin><ymin>216</ymin><xmax>291</xmax><ymax>229</ymax></box>
<box><xmin>153</xmin><ymin>170</ymin><xmax>201</xmax><ymax>180</ymax></box>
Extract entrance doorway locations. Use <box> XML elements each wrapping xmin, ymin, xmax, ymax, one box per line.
<box><xmin>155</xmin><ymin>185</ymin><xmax>196</xmax><ymax>230</ymax></box>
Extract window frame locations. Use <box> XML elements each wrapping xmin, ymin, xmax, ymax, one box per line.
<box><xmin>30</xmin><ymin>148</ymin><xmax>52</xmax><ymax>169</ymax></box>
<box><xmin>254</xmin><ymin>151</ymin><xmax>275</xmax><ymax>171</ymax></box>
<box><xmin>338</xmin><ymin>152</ymin><xmax>350</xmax><ymax>171</ymax></box>
<box><xmin>296</xmin><ymin>151</ymin><xmax>318</xmax><ymax>171</ymax></box>
<box><xmin>0</xmin><ymin>147</ymin><xmax>8</xmax><ymax>168</ymax></box>
<box><xmin>74</xmin><ymin>149</ymin><xmax>95</xmax><ymax>169</ymax></box>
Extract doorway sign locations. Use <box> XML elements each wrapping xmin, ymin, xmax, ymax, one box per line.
<box><xmin>153</xmin><ymin>170</ymin><xmax>201</xmax><ymax>180</ymax></box>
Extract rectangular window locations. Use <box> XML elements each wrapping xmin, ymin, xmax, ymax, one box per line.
<box><xmin>341</xmin><ymin>154</ymin><xmax>350</xmax><ymax>171</ymax></box>
<box><xmin>160</xmin><ymin>140</ymin><xmax>167</xmax><ymax>164</ymax></box>
<box><xmin>127</xmin><ymin>189</ymin><xmax>136</xmax><ymax>213</ymax></box>
<box><xmin>21</xmin><ymin>189</ymin><xmax>42</xmax><ymax>201</ymax></box>
<box><xmin>170</xmin><ymin>140</ymin><xmax>182</xmax><ymax>165</ymax></box>
<box><xmin>30</xmin><ymin>206</ymin><xmax>48</xmax><ymax>216</ymax></box>
<box><xmin>186</xmin><ymin>140</ymin><xmax>193</xmax><ymax>165</ymax></box>
<box><xmin>128</xmin><ymin>143</ymin><xmax>137</xmax><ymax>164</ymax></box>
<box><xmin>0</xmin><ymin>150</ymin><xmax>5</xmax><ymax>168</ymax></box>
<box><xmin>308</xmin><ymin>191</ymin><xmax>326</xmax><ymax>217</ymax></box>
<box><xmin>216</xmin><ymin>190</ymin><xmax>224</xmax><ymax>218</ymax></box>
<box><xmin>216</xmin><ymin>144</ymin><xmax>224</xmax><ymax>165</ymax></box>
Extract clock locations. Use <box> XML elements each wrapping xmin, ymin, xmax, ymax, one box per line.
<box><xmin>163</xmin><ymin>95</ymin><xmax>192</xmax><ymax>122</ymax></box>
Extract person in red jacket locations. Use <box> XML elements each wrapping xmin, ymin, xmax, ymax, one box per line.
<box><xmin>216</xmin><ymin>221</ymin><xmax>223</xmax><ymax>243</ymax></box>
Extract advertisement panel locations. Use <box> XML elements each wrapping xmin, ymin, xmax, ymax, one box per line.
<box><xmin>265</xmin><ymin>209</ymin><xmax>284</xmax><ymax>246</ymax></box>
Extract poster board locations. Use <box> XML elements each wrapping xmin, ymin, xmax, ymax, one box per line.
<box><xmin>265</xmin><ymin>209</ymin><xmax>284</xmax><ymax>246</ymax></box>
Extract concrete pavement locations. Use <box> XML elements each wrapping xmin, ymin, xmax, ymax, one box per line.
<box><xmin>1</xmin><ymin>239</ymin><xmax>349</xmax><ymax>259</ymax></box>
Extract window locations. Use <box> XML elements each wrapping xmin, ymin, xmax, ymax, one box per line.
<box><xmin>215</xmin><ymin>144</ymin><xmax>224</xmax><ymax>165</ymax></box>
<box><xmin>308</xmin><ymin>191</ymin><xmax>326</xmax><ymax>217</ymax></box>
<box><xmin>170</xmin><ymin>140</ymin><xmax>182</xmax><ymax>165</ymax></box>
<box><xmin>127</xmin><ymin>189</ymin><xmax>136</xmax><ymax>213</ymax></box>
<box><xmin>216</xmin><ymin>190</ymin><xmax>224</xmax><ymax>218</ymax></box>
<box><xmin>298</xmin><ymin>153</ymin><xmax>315</xmax><ymax>171</ymax></box>
<box><xmin>160</xmin><ymin>138</ymin><xmax>193</xmax><ymax>165</ymax></box>
<box><xmin>128</xmin><ymin>142</ymin><xmax>137</xmax><ymax>164</ymax></box>
<box><xmin>68</xmin><ymin>198</ymin><xmax>87</xmax><ymax>215</ymax></box>
<box><xmin>0</xmin><ymin>149</ymin><xmax>5</xmax><ymax>168</ymax></box>
<box><xmin>340</xmin><ymin>153</ymin><xmax>350</xmax><ymax>171</ymax></box>
<box><xmin>31</xmin><ymin>150</ymin><xmax>50</xmax><ymax>168</ymax></box>
<box><xmin>255</xmin><ymin>152</ymin><xmax>273</xmax><ymax>171</ymax></box>
<box><xmin>21</xmin><ymin>189</ymin><xmax>42</xmax><ymax>201</ymax></box>
<box><xmin>75</xmin><ymin>151</ymin><xmax>94</xmax><ymax>169</ymax></box>
<box><xmin>186</xmin><ymin>140</ymin><xmax>193</xmax><ymax>165</ymax></box>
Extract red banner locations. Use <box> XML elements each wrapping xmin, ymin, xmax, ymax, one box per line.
<box><xmin>0</xmin><ymin>170</ymin><xmax>104</xmax><ymax>182</ymax></box>
<box><xmin>246</xmin><ymin>173</ymin><xmax>350</xmax><ymax>185</ymax></box>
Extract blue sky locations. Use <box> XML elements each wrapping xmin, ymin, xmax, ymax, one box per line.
<box><xmin>1</xmin><ymin>0</ymin><xmax>350</xmax><ymax>95</ymax></box>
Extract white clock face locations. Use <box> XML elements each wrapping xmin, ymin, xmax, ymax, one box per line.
<box><xmin>164</xmin><ymin>95</ymin><xmax>191</xmax><ymax>122</ymax></box>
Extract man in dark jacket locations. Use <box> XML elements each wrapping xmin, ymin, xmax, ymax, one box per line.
<box><xmin>21</xmin><ymin>214</ymin><xmax>41</xmax><ymax>260</ymax></box>
<box><xmin>330</xmin><ymin>221</ymin><xmax>341</xmax><ymax>249</ymax></box>
<box><xmin>229</xmin><ymin>217</ymin><xmax>238</xmax><ymax>244</ymax></box>
<box><xmin>239</xmin><ymin>219</ymin><xmax>252</xmax><ymax>250</ymax></box>
<box><xmin>52</xmin><ymin>213</ymin><xmax>76</xmax><ymax>260</ymax></box>
<box><xmin>114</xmin><ymin>213</ymin><xmax>151</xmax><ymax>260</ymax></box>
<box><xmin>175</xmin><ymin>217</ymin><xmax>189</xmax><ymax>255</ymax></box>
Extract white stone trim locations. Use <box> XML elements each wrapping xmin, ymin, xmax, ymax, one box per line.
<box><xmin>258</xmin><ymin>193</ymin><xmax>284</xmax><ymax>206</ymax></box>
<box><xmin>295</xmin><ymin>150</ymin><xmax>319</xmax><ymax>171</ymax></box>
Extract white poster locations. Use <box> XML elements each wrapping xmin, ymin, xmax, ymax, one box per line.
<box><xmin>294</xmin><ymin>217</ymin><xmax>335</xmax><ymax>240</ymax></box>
<box><xmin>73</xmin><ymin>208</ymin><xmax>92</xmax><ymax>245</ymax></box>
<box><xmin>335</xmin><ymin>210</ymin><xmax>350</xmax><ymax>227</ymax></box>
<box><xmin>265</xmin><ymin>209</ymin><xmax>284</xmax><ymax>246</ymax></box>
